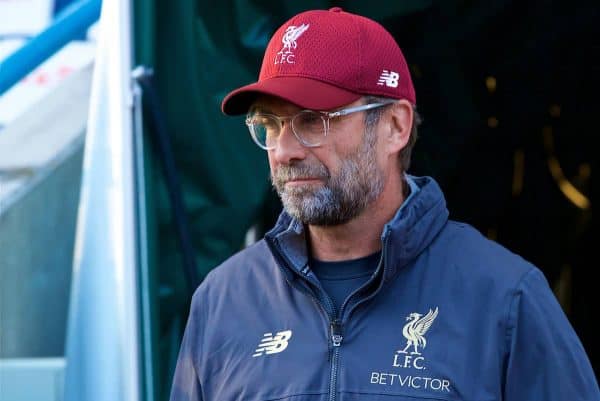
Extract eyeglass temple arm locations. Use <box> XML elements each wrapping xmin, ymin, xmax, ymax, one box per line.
<box><xmin>327</xmin><ymin>100</ymin><xmax>397</xmax><ymax>117</ymax></box>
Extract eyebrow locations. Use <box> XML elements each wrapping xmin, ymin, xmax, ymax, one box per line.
<box><xmin>249</xmin><ymin>103</ymin><xmax>274</xmax><ymax>114</ymax></box>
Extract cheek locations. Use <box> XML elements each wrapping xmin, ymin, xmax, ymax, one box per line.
<box><xmin>323</xmin><ymin>133</ymin><xmax>357</xmax><ymax>159</ymax></box>
<box><xmin>376</xmin><ymin>142</ymin><xmax>389</xmax><ymax>167</ymax></box>
<box><xmin>309</xmin><ymin>147</ymin><xmax>340</xmax><ymax>175</ymax></box>
<box><xmin>331</xmin><ymin>126</ymin><xmax>364</xmax><ymax>152</ymax></box>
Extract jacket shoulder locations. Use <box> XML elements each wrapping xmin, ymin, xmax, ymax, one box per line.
<box><xmin>197</xmin><ymin>239</ymin><xmax>274</xmax><ymax>291</ymax></box>
<box><xmin>437</xmin><ymin>220</ymin><xmax>539</xmax><ymax>287</ymax></box>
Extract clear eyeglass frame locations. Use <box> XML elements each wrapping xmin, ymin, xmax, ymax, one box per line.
<box><xmin>245</xmin><ymin>100</ymin><xmax>397</xmax><ymax>150</ymax></box>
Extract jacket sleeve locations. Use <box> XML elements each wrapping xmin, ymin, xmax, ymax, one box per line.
<box><xmin>504</xmin><ymin>268</ymin><xmax>600</xmax><ymax>400</ymax></box>
<box><xmin>169</xmin><ymin>290</ymin><xmax>205</xmax><ymax>401</ymax></box>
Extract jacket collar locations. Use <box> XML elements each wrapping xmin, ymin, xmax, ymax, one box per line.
<box><xmin>381</xmin><ymin>175</ymin><xmax>449</xmax><ymax>279</ymax></box>
<box><xmin>265</xmin><ymin>175</ymin><xmax>449</xmax><ymax>281</ymax></box>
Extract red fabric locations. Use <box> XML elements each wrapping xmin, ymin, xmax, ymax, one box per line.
<box><xmin>222</xmin><ymin>7</ymin><xmax>416</xmax><ymax>115</ymax></box>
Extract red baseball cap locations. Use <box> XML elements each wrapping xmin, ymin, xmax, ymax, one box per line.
<box><xmin>221</xmin><ymin>7</ymin><xmax>416</xmax><ymax>115</ymax></box>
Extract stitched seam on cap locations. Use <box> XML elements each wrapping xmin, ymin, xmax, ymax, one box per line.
<box><xmin>356</xmin><ymin>16</ymin><xmax>375</xmax><ymax>94</ymax></box>
<box><xmin>355</xmin><ymin>14</ymin><xmax>363</xmax><ymax>92</ymax></box>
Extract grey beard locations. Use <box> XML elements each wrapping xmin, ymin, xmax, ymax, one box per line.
<box><xmin>271</xmin><ymin>141</ymin><xmax>383</xmax><ymax>226</ymax></box>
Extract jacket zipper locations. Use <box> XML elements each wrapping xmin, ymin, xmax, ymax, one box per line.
<box><xmin>328</xmin><ymin>228</ymin><xmax>391</xmax><ymax>401</ymax></box>
<box><xmin>329</xmin><ymin>319</ymin><xmax>343</xmax><ymax>401</ymax></box>
<box><xmin>267</xmin><ymin>232</ymin><xmax>393</xmax><ymax>401</ymax></box>
<box><xmin>339</xmin><ymin>227</ymin><xmax>392</xmax><ymax>320</ymax></box>
<box><xmin>266</xmin><ymin>238</ymin><xmax>344</xmax><ymax>401</ymax></box>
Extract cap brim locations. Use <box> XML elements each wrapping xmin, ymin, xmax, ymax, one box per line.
<box><xmin>221</xmin><ymin>76</ymin><xmax>362</xmax><ymax>115</ymax></box>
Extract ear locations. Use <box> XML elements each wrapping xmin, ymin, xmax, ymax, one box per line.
<box><xmin>384</xmin><ymin>100</ymin><xmax>413</xmax><ymax>155</ymax></box>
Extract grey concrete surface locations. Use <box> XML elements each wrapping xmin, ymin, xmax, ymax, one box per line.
<box><xmin>0</xmin><ymin>64</ymin><xmax>92</xmax><ymax>358</ymax></box>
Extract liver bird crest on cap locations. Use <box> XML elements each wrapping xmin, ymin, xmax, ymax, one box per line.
<box><xmin>281</xmin><ymin>24</ymin><xmax>310</xmax><ymax>53</ymax></box>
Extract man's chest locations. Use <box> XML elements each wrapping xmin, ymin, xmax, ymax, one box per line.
<box><xmin>198</xmin><ymin>300</ymin><xmax>501</xmax><ymax>401</ymax></box>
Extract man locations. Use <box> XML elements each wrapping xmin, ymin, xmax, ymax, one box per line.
<box><xmin>170</xmin><ymin>7</ymin><xmax>599</xmax><ymax>401</ymax></box>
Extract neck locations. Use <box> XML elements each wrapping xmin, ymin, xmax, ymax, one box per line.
<box><xmin>307</xmin><ymin>174</ymin><xmax>406</xmax><ymax>261</ymax></box>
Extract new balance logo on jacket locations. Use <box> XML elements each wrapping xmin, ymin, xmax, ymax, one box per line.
<box><xmin>252</xmin><ymin>330</ymin><xmax>293</xmax><ymax>357</ymax></box>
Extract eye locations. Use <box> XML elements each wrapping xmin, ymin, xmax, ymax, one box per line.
<box><xmin>249</xmin><ymin>115</ymin><xmax>280</xmax><ymax>140</ymax></box>
<box><xmin>294</xmin><ymin>111</ymin><xmax>324</xmax><ymax>130</ymax></box>
<box><xmin>262</xmin><ymin>118</ymin><xmax>280</xmax><ymax>133</ymax></box>
<box><xmin>299</xmin><ymin>111</ymin><xmax>320</xmax><ymax>123</ymax></box>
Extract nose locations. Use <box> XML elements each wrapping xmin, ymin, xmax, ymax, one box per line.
<box><xmin>269</xmin><ymin>121</ymin><xmax>307</xmax><ymax>165</ymax></box>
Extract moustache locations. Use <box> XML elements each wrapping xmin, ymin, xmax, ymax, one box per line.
<box><xmin>271</xmin><ymin>162</ymin><xmax>330</xmax><ymax>186</ymax></box>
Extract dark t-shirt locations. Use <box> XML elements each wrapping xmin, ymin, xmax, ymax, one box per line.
<box><xmin>310</xmin><ymin>251</ymin><xmax>381</xmax><ymax>313</ymax></box>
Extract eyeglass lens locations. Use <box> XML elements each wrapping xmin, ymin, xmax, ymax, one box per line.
<box><xmin>247</xmin><ymin>111</ymin><xmax>326</xmax><ymax>149</ymax></box>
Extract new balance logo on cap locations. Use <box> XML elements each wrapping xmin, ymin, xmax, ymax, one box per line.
<box><xmin>377</xmin><ymin>70</ymin><xmax>400</xmax><ymax>88</ymax></box>
<box><xmin>252</xmin><ymin>330</ymin><xmax>292</xmax><ymax>357</ymax></box>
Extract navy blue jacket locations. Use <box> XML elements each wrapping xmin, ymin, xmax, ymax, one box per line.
<box><xmin>170</xmin><ymin>176</ymin><xmax>599</xmax><ymax>401</ymax></box>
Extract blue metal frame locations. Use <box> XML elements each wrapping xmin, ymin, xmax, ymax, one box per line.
<box><xmin>0</xmin><ymin>0</ymin><xmax>101</xmax><ymax>95</ymax></box>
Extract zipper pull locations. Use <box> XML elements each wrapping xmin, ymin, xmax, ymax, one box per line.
<box><xmin>331</xmin><ymin>320</ymin><xmax>343</xmax><ymax>347</ymax></box>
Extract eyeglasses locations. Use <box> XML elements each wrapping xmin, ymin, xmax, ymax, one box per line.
<box><xmin>245</xmin><ymin>100</ymin><xmax>396</xmax><ymax>150</ymax></box>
